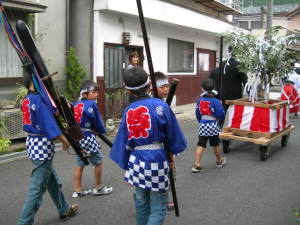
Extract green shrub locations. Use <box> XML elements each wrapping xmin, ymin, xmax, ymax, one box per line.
<box><xmin>0</xmin><ymin>138</ymin><xmax>11</xmax><ymax>152</ymax></box>
<box><xmin>15</xmin><ymin>85</ymin><xmax>28</xmax><ymax>106</ymax></box>
<box><xmin>65</xmin><ymin>47</ymin><xmax>87</xmax><ymax>101</ymax></box>
<box><xmin>293</xmin><ymin>208</ymin><xmax>300</xmax><ymax>224</ymax></box>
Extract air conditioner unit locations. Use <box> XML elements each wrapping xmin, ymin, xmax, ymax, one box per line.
<box><xmin>0</xmin><ymin>108</ymin><xmax>27</xmax><ymax>139</ymax></box>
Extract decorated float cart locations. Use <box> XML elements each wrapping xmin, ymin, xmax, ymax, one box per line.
<box><xmin>220</xmin><ymin>98</ymin><xmax>294</xmax><ymax>160</ymax></box>
<box><xmin>219</xmin><ymin>28</ymin><xmax>300</xmax><ymax>161</ymax></box>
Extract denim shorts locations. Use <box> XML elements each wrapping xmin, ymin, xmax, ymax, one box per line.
<box><xmin>76</xmin><ymin>150</ymin><xmax>103</xmax><ymax>167</ymax></box>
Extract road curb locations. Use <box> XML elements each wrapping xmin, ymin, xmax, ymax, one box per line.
<box><xmin>0</xmin><ymin>143</ymin><xmax>63</xmax><ymax>164</ymax></box>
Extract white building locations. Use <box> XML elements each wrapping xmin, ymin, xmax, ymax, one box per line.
<box><xmin>72</xmin><ymin>0</ymin><xmax>241</xmax><ymax>116</ymax></box>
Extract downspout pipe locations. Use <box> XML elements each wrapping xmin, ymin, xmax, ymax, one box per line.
<box><xmin>66</xmin><ymin>0</ymin><xmax>70</xmax><ymax>60</ymax></box>
<box><xmin>90</xmin><ymin>0</ymin><xmax>94</xmax><ymax>80</ymax></box>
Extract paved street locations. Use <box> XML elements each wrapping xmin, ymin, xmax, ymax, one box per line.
<box><xmin>0</xmin><ymin>116</ymin><xmax>300</xmax><ymax>225</ymax></box>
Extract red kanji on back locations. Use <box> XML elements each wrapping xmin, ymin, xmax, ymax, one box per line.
<box><xmin>74</xmin><ymin>103</ymin><xmax>84</xmax><ymax>123</ymax></box>
<box><xmin>21</xmin><ymin>98</ymin><xmax>32</xmax><ymax>125</ymax></box>
<box><xmin>200</xmin><ymin>100</ymin><xmax>212</xmax><ymax>115</ymax></box>
<box><xmin>126</xmin><ymin>106</ymin><xmax>151</xmax><ymax>140</ymax></box>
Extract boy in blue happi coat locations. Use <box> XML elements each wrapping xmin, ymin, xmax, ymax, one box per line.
<box><xmin>110</xmin><ymin>67</ymin><xmax>187</xmax><ymax>225</ymax></box>
<box><xmin>18</xmin><ymin>75</ymin><xmax>78</xmax><ymax>225</ymax></box>
<box><xmin>192</xmin><ymin>78</ymin><xmax>226</xmax><ymax>173</ymax></box>
<box><xmin>72</xmin><ymin>80</ymin><xmax>113</xmax><ymax>198</ymax></box>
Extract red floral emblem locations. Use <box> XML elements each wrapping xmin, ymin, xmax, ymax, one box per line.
<box><xmin>200</xmin><ymin>100</ymin><xmax>212</xmax><ymax>115</ymax></box>
<box><xmin>126</xmin><ymin>106</ymin><xmax>151</xmax><ymax>140</ymax></box>
<box><xmin>21</xmin><ymin>98</ymin><xmax>32</xmax><ymax>125</ymax></box>
<box><xmin>74</xmin><ymin>103</ymin><xmax>84</xmax><ymax>123</ymax></box>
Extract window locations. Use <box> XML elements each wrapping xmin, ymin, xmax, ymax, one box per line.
<box><xmin>251</xmin><ymin>21</ymin><xmax>261</xmax><ymax>29</ymax></box>
<box><xmin>0</xmin><ymin>21</ymin><xmax>23</xmax><ymax>78</ymax></box>
<box><xmin>238</xmin><ymin>21</ymin><xmax>249</xmax><ymax>30</ymax></box>
<box><xmin>198</xmin><ymin>53</ymin><xmax>209</xmax><ymax>72</ymax></box>
<box><xmin>168</xmin><ymin>38</ymin><xmax>194</xmax><ymax>73</ymax></box>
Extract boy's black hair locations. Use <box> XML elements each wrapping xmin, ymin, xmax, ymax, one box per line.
<box><xmin>154</xmin><ymin>71</ymin><xmax>167</xmax><ymax>80</ymax></box>
<box><xmin>80</xmin><ymin>80</ymin><xmax>99</xmax><ymax>97</ymax></box>
<box><xmin>123</xmin><ymin>67</ymin><xmax>149</xmax><ymax>96</ymax></box>
<box><xmin>201</xmin><ymin>78</ymin><xmax>215</xmax><ymax>92</ymax></box>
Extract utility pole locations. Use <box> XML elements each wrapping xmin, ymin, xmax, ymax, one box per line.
<box><xmin>266</xmin><ymin>0</ymin><xmax>273</xmax><ymax>39</ymax></box>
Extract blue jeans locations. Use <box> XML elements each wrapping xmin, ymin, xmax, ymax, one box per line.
<box><xmin>135</xmin><ymin>187</ymin><xmax>168</xmax><ymax>225</ymax></box>
<box><xmin>17</xmin><ymin>160</ymin><xmax>69</xmax><ymax>225</ymax></box>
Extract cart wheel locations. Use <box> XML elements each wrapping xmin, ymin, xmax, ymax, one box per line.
<box><xmin>223</xmin><ymin>140</ymin><xmax>231</xmax><ymax>154</ymax></box>
<box><xmin>281</xmin><ymin>133</ymin><xmax>290</xmax><ymax>147</ymax></box>
<box><xmin>259</xmin><ymin>145</ymin><xmax>269</xmax><ymax>161</ymax></box>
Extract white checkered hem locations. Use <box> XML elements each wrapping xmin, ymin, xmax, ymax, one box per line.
<box><xmin>124</xmin><ymin>155</ymin><xmax>169</xmax><ymax>192</ymax></box>
<box><xmin>198</xmin><ymin>122</ymin><xmax>220</xmax><ymax>136</ymax></box>
<box><xmin>79</xmin><ymin>133</ymin><xmax>100</xmax><ymax>154</ymax></box>
<box><xmin>26</xmin><ymin>136</ymin><xmax>55</xmax><ymax>161</ymax></box>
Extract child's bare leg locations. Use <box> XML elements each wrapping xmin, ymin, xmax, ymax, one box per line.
<box><xmin>95</xmin><ymin>162</ymin><xmax>103</xmax><ymax>188</ymax></box>
<box><xmin>213</xmin><ymin>145</ymin><xmax>222</xmax><ymax>162</ymax></box>
<box><xmin>194</xmin><ymin>146</ymin><xmax>205</xmax><ymax>166</ymax></box>
<box><xmin>74</xmin><ymin>166</ymin><xmax>84</xmax><ymax>192</ymax></box>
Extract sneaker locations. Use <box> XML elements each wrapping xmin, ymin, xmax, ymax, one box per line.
<box><xmin>59</xmin><ymin>204</ymin><xmax>78</xmax><ymax>221</ymax></box>
<box><xmin>216</xmin><ymin>157</ymin><xmax>227</xmax><ymax>168</ymax></box>
<box><xmin>72</xmin><ymin>189</ymin><xmax>91</xmax><ymax>198</ymax></box>
<box><xmin>92</xmin><ymin>185</ymin><xmax>113</xmax><ymax>195</ymax></box>
<box><xmin>192</xmin><ymin>165</ymin><xmax>205</xmax><ymax>173</ymax></box>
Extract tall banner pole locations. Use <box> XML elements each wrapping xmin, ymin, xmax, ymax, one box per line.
<box><xmin>136</xmin><ymin>0</ymin><xmax>180</xmax><ymax>217</ymax></box>
<box><xmin>136</xmin><ymin>0</ymin><xmax>158</xmax><ymax>98</ymax></box>
<box><xmin>219</xmin><ymin>36</ymin><xmax>224</xmax><ymax>100</ymax></box>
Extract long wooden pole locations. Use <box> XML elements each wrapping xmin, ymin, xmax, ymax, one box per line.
<box><xmin>136</xmin><ymin>0</ymin><xmax>180</xmax><ymax>217</ymax></box>
<box><xmin>219</xmin><ymin>36</ymin><xmax>223</xmax><ymax>100</ymax></box>
<box><xmin>136</xmin><ymin>0</ymin><xmax>158</xmax><ymax>98</ymax></box>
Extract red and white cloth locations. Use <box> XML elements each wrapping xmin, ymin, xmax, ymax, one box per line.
<box><xmin>227</xmin><ymin>104</ymin><xmax>290</xmax><ymax>133</ymax></box>
<box><xmin>280</xmin><ymin>84</ymin><xmax>299</xmax><ymax>114</ymax></box>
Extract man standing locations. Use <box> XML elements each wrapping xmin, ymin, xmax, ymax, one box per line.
<box><xmin>210</xmin><ymin>53</ymin><xmax>247</xmax><ymax>113</ymax></box>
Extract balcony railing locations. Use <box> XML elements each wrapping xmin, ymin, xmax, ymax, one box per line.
<box><xmin>193</xmin><ymin>0</ymin><xmax>242</xmax><ymax>15</ymax></box>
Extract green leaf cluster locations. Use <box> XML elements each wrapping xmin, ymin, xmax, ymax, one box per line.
<box><xmin>0</xmin><ymin>138</ymin><xmax>11</xmax><ymax>152</ymax></box>
<box><xmin>221</xmin><ymin>27</ymin><xmax>300</xmax><ymax>86</ymax></box>
<box><xmin>243</xmin><ymin>0</ymin><xmax>300</xmax><ymax>7</ymax></box>
<box><xmin>293</xmin><ymin>208</ymin><xmax>300</xmax><ymax>224</ymax></box>
<box><xmin>0</xmin><ymin>120</ymin><xmax>10</xmax><ymax>152</ymax></box>
<box><xmin>15</xmin><ymin>85</ymin><xmax>28</xmax><ymax>106</ymax></box>
<box><xmin>65</xmin><ymin>47</ymin><xmax>87</xmax><ymax>101</ymax></box>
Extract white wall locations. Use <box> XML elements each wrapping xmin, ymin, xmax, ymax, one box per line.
<box><xmin>94</xmin><ymin>11</ymin><xmax>218</xmax><ymax>78</ymax></box>
<box><xmin>94</xmin><ymin>0</ymin><xmax>236</xmax><ymax>34</ymax></box>
<box><xmin>37</xmin><ymin>0</ymin><xmax>66</xmax><ymax>81</ymax></box>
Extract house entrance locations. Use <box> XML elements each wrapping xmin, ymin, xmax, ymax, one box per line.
<box><xmin>103</xmin><ymin>43</ymin><xmax>143</xmax><ymax>118</ymax></box>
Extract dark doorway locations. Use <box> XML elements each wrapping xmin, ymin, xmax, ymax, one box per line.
<box><xmin>103</xmin><ymin>43</ymin><xmax>143</xmax><ymax>119</ymax></box>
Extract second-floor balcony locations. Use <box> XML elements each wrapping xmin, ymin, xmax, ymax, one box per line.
<box><xmin>192</xmin><ymin>0</ymin><xmax>241</xmax><ymax>15</ymax></box>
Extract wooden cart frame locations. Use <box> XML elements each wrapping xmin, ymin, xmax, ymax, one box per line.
<box><xmin>220</xmin><ymin>125</ymin><xmax>294</xmax><ymax>161</ymax></box>
<box><xmin>219</xmin><ymin>98</ymin><xmax>294</xmax><ymax>161</ymax></box>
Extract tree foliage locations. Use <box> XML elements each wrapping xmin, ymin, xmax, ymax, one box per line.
<box><xmin>65</xmin><ymin>47</ymin><xmax>87</xmax><ymax>101</ymax></box>
<box><xmin>0</xmin><ymin>120</ymin><xmax>10</xmax><ymax>152</ymax></box>
<box><xmin>221</xmin><ymin>27</ymin><xmax>300</xmax><ymax>87</ymax></box>
<box><xmin>243</xmin><ymin>0</ymin><xmax>300</xmax><ymax>7</ymax></box>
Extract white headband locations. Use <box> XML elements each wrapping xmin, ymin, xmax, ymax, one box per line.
<box><xmin>124</xmin><ymin>77</ymin><xmax>150</xmax><ymax>90</ymax></box>
<box><xmin>156</xmin><ymin>79</ymin><xmax>169</xmax><ymax>87</ymax></box>
<box><xmin>79</xmin><ymin>86</ymin><xmax>97</xmax><ymax>100</ymax></box>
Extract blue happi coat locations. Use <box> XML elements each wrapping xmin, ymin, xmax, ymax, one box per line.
<box><xmin>110</xmin><ymin>97</ymin><xmax>187</xmax><ymax>192</ymax></box>
<box><xmin>22</xmin><ymin>93</ymin><xmax>61</xmax><ymax>160</ymax></box>
<box><xmin>195</xmin><ymin>95</ymin><xmax>225</xmax><ymax>136</ymax></box>
<box><xmin>73</xmin><ymin>99</ymin><xmax>106</xmax><ymax>154</ymax></box>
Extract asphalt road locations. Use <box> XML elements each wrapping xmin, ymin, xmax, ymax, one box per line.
<box><xmin>0</xmin><ymin>117</ymin><xmax>300</xmax><ymax>225</ymax></box>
